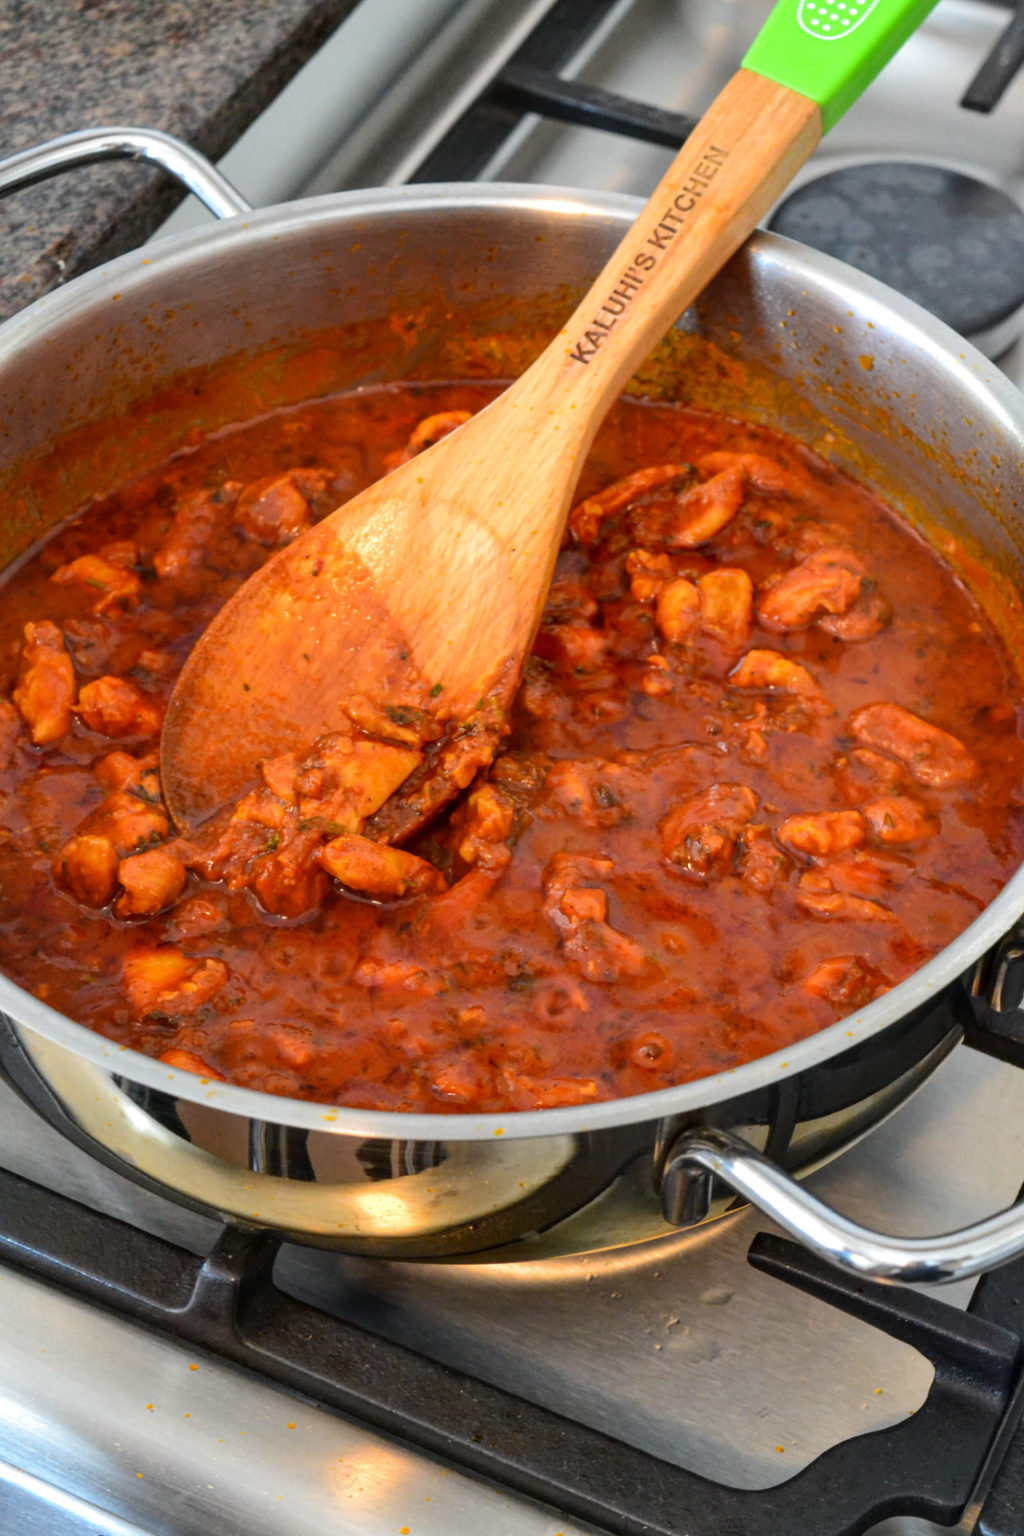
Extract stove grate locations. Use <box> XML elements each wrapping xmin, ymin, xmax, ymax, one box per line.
<box><xmin>962</xmin><ymin>0</ymin><xmax>1024</xmax><ymax>113</ymax></box>
<box><xmin>2</xmin><ymin>1161</ymin><xmax>1023</xmax><ymax>1536</ymax></box>
<box><xmin>410</xmin><ymin>0</ymin><xmax>694</xmax><ymax>182</ymax></box>
<box><xmin>491</xmin><ymin>62</ymin><xmax>697</xmax><ymax>152</ymax></box>
<box><xmin>415</xmin><ymin>0</ymin><xmax>1024</xmax><ymax>184</ymax></box>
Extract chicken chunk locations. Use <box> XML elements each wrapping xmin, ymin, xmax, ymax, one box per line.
<box><xmin>737</xmin><ymin>824</ymin><xmax>791</xmax><ymax>894</ymax></box>
<box><xmin>541</xmin><ymin>851</ymin><xmax>648</xmax><ymax>983</ymax></box>
<box><xmin>637</xmin><ymin>653</ymin><xmax>674</xmax><ymax>698</ymax></box>
<box><xmin>165</xmin><ymin>895</ymin><xmax>225</xmax><ymax>941</ymax></box>
<box><xmin>363</xmin><ymin>692</ymin><xmax>510</xmax><ymax>847</ymax></box>
<box><xmin>385</xmin><ymin>410</ymin><xmax>473</xmax><ymax>470</ymax></box>
<box><xmin>534</xmin><ymin>623</ymin><xmax>612</xmax><ymax>679</ymax></box>
<box><xmin>625</xmin><ymin>548</ymin><xmax>674</xmax><ymax>602</ymax></box>
<box><xmin>237</xmin><ymin>466</ymin><xmax>338</xmax><ymax>542</ymax></box>
<box><xmin>559</xmin><ymin>884</ymin><xmax>609</xmax><ymax>924</ymax></box>
<box><xmin>153</xmin><ymin>486</ymin><xmax>236</xmax><ymax>578</ymax></box>
<box><xmin>321</xmin><ymin>835</ymin><xmax>447</xmax><ymax>899</ymax></box>
<box><xmin>777</xmin><ymin>810</ymin><xmax>867</xmax><ymax>860</ymax></box>
<box><xmin>50</xmin><ymin>553</ymin><xmax>142</xmax><ymax>612</ymax></box>
<box><xmin>431</xmin><ymin>1055</ymin><xmax>494</xmax><ymax>1106</ymax></box>
<box><xmin>561</xmin><ymin>917</ymin><xmax>648</xmax><ymax>983</ymax></box>
<box><xmin>76</xmin><ymin>676</ymin><xmax>164</xmax><ymax>739</ymax></box>
<box><xmin>729</xmin><ymin>649</ymin><xmax>823</xmax><ymax>698</ymax></box>
<box><xmin>453</xmin><ymin>783</ymin><xmax>516</xmax><ymax>868</ymax></box>
<box><xmin>62</xmin><ymin>756</ymin><xmax>171</xmax><ymax>879</ymax></box>
<box><xmin>796</xmin><ymin>869</ymin><xmax>895</xmax><ymax>922</ymax></box>
<box><xmin>803</xmin><ymin>955</ymin><xmax>888</xmax><ymax>1009</ymax></box>
<box><xmin>655</xmin><ymin>577</ymin><xmax>701</xmax><ymax>643</ymax></box>
<box><xmin>233</xmin><ymin>471</ymin><xmax>316</xmax><ymax>546</ymax></box>
<box><xmin>696</xmin><ymin>450</ymin><xmax>812</xmax><ymax>498</ymax></box>
<box><xmin>497</xmin><ymin>1070</ymin><xmax>600</xmax><ymax>1109</ymax></box>
<box><xmin>293</xmin><ymin>731</ymin><xmax>424</xmax><ymax>829</ymax></box>
<box><xmin>81</xmin><ymin>789</ymin><xmax>171</xmax><ymax>856</ymax></box>
<box><xmin>157</xmin><ymin>1046</ymin><xmax>226</xmax><ymax>1080</ymax></box>
<box><xmin>100</xmin><ymin>747</ymin><xmax>161</xmax><ymax>789</ymax></box>
<box><xmin>410</xmin><ymin>409</ymin><xmax>472</xmax><ymax>450</ymax></box>
<box><xmin>544</xmin><ymin>759</ymin><xmax>635</xmax><ymax>828</ymax></box>
<box><xmin>96</xmin><ymin>539</ymin><xmax>141</xmax><ymax>570</ymax></box>
<box><xmin>352</xmin><ymin>956</ymin><xmax>442</xmax><ymax>994</ymax></box>
<box><xmin>850</xmin><ymin>703</ymin><xmax>976</xmax><ymax>788</ymax></box>
<box><xmin>116</xmin><ymin>846</ymin><xmax>188</xmax><ymax>917</ymax></box>
<box><xmin>834</xmin><ymin>746</ymin><xmax>910</xmax><ymax>805</ymax></box>
<box><xmin>757</xmin><ymin>547</ymin><xmax>863</xmax><ymax>631</ymax></box>
<box><xmin>862</xmin><ymin>795</ymin><xmax>938</xmax><ymax>845</ymax></box>
<box><xmin>817</xmin><ymin>854</ymin><xmax>901</xmax><ymax>903</ymax></box>
<box><xmin>698</xmin><ymin>567</ymin><xmax>754</xmax><ymax>649</ymax></box>
<box><xmin>123</xmin><ymin>947</ymin><xmax>228</xmax><ymax>1017</ymax></box>
<box><xmin>819</xmin><ymin>587</ymin><xmax>891</xmax><ymax>641</ymax></box>
<box><xmin>227</xmin><ymin>823</ymin><xmax>330</xmax><ymax>920</ymax></box>
<box><xmin>12</xmin><ymin>621</ymin><xmax>75</xmax><ymax>746</ymax></box>
<box><xmin>659</xmin><ymin>783</ymin><xmax>760</xmax><ymax>879</ymax></box>
<box><xmin>631</xmin><ymin>465</ymin><xmax>746</xmax><ymax>548</ymax></box>
<box><xmin>569</xmin><ymin>465</ymin><xmax>693</xmax><ymax>544</ymax></box>
<box><xmin>545</xmin><ymin>575</ymin><xmax>600</xmax><ymax>623</ymax></box>
<box><xmin>57</xmin><ymin>833</ymin><xmax>120</xmax><ymax>908</ymax></box>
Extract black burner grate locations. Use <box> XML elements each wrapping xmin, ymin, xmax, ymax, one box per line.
<box><xmin>1</xmin><ymin>1160</ymin><xmax>1023</xmax><ymax>1536</ymax></box>
<box><xmin>413</xmin><ymin>0</ymin><xmax>1024</xmax><ymax>184</ymax></box>
<box><xmin>962</xmin><ymin>0</ymin><xmax>1024</xmax><ymax>113</ymax></box>
<box><xmin>411</xmin><ymin>0</ymin><xmax>696</xmax><ymax>182</ymax></box>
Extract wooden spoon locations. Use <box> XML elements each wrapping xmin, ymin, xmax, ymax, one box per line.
<box><xmin>162</xmin><ymin>0</ymin><xmax>937</xmax><ymax>834</ymax></box>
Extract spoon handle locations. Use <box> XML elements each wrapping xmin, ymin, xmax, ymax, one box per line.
<box><xmin>516</xmin><ymin>0</ymin><xmax>940</xmax><ymax>431</ymax></box>
<box><xmin>544</xmin><ymin>68</ymin><xmax>821</xmax><ymax>418</ymax></box>
<box><xmin>746</xmin><ymin>0</ymin><xmax>941</xmax><ymax>133</ymax></box>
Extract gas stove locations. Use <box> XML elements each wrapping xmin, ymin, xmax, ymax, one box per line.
<box><xmin>6</xmin><ymin>2</ymin><xmax>1024</xmax><ymax>1533</ymax></box>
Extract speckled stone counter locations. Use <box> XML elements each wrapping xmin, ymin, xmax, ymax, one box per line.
<box><xmin>0</xmin><ymin>0</ymin><xmax>359</xmax><ymax>322</ymax></box>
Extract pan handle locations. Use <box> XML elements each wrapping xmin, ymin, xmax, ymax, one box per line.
<box><xmin>660</xmin><ymin>1124</ymin><xmax>1024</xmax><ymax>1285</ymax></box>
<box><xmin>0</xmin><ymin>125</ymin><xmax>252</xmax><ymax>219</ymax></box>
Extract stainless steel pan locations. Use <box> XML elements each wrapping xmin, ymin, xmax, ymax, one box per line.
<box><xmin>1</xmin><ymin>129</ymin><xmax>1023</xmax><ymax>1279</ymax></box>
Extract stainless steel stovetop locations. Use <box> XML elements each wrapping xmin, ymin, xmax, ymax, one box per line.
<box><xmin>6</xmin><ymin>3</ymin><xmax>1024</xmax><ymax>1533</ymax></box>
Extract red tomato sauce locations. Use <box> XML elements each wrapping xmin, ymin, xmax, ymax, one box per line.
<box><xmin>1</xmin><ymin>382</ymin><xmax>1023</xmax><ymax>1112</ymax></box>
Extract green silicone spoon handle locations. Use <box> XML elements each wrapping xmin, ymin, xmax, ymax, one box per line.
<box><xmin>743</xmin><ymin>0</ymin><xmax>940</xmax><ymax>132</ymax></box>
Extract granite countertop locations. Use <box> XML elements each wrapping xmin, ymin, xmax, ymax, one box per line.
<box><xmin>0</xmin><ymin>0</ymin><xmax>360</xmax><ymax>323</ymax></box>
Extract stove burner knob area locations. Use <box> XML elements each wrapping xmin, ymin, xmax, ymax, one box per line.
<box><xmin>768</xmin><ymin>160</ymin><xmax>1024</xmax><ymax>359</ymax></box>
